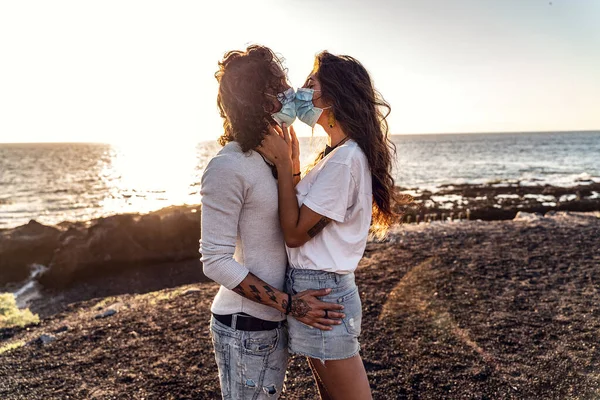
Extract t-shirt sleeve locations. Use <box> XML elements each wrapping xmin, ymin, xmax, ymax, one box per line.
<box><xmin>302</xmin><ymin>161</ymin><xmax>356</xmax><ymax>223</ymax></box>
<box><xmin>199</xmin><ymin>157</ymin><xmax>250</xmax><ymax>289</ymax></box>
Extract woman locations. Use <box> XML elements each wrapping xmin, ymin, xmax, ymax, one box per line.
<box><xmin>258</xmin><ymin>51</ymin><xmax>402</xmax><ymax>400</ymax></box>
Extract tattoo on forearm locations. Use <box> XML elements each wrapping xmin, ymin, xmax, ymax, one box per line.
<box><xmin>249</xmin><ymin>285</ymin><xmax>262</xmax><ymax>302</ymax></box>
<box><xmin>307</xmin><ymin>217</ymin><xmax>332</xmax><ymax>238</ymax></box>
<box><xmin>264</xmin><ymin>285</ymin><xmax>277</xmax><ymax>303</ymax></box>
<box><xmin>290</xmin><ymin>298</ymin><xmax>311</xmax><ymax>318</ymax></box>
<box><xmin>231</xmin><ymin>273</ymin><xmax>282</xmax><ymax>309</ymax></box>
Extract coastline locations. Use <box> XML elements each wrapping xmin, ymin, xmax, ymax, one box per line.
<box><xmin>2</xmin><ymin>130</ymin><xmax>599</xmax><ymax>231</ymax></box>
<box><xmin>1</xmin><ymin>182</ymin><xmax>599</xmax><ymax>303</ymax></box>
<box><xmin>399</xmin><ymin>181</ymin><xmax>600</xmax><ymax>222</ymax></box>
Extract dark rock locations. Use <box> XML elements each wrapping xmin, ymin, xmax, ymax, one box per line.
<box><xmin>398</xmin><ymin>182</ymin><xmax>600</xmax><ymax>223</ymax></box>
<box><xmin>40</xmin><ymin>334</ymin><xmax>56</xmax><ymax>345</ymax></box>
<box><xmin>27</xmin><ymin>333</ymin><xmax>57</xmax><ymax>346</ymax></box>
<box><xmin>473</xmin><ymin>367</ymin><xmax>491</xmax><ymax>381</ymax></box>
<box><xmin>39</xmin><ymin>206</ymin><xmax>201</xmax><ymax>289</ymax></box>
<box><xmin>53</xmin><ymin>325</ymin><xmax>69</xmax><ymax>334</ymax></box>
<box><xmin>0</xmin><ymin>221</ymin><xmax>61</xmax><ymax>286</ymax></box>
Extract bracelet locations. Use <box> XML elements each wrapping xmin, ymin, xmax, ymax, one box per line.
<box><xmin>285</xmin><ymin>293</ymin><xmax>293</xmax><ymax>315</ymax></box>
<box><xmin>293</xmin><ymin>172</ymin><xmax>301</xmax><ymax>177</ymax></box>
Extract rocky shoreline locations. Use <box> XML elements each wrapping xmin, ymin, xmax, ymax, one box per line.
<box><xmin>1</xmin><ymin>211</ymin><xmax>599</xmax><ymax>399</ymax></box>
<box><xmin>1</xmin><ymin>182</ymin><xmax>599</xmax><ymax>298</ymax></box>
<box><xmin>0</xmin><ymin>205</ymin><xmax>201</xmax><ymax>292</ymax></box>
<box><xmin>399</xmin><ymin>181</ymin><xmax>600</xmax><ymax>222</ymax></box>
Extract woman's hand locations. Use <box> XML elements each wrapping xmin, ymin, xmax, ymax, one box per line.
<box><xmin>258</xmin><ymin>124</ymin><xmax>293</xmax><ymax>168</ymax></box>
<box><xmin>289</xmin><ymin>288</ymin><xmax>346</xmax><ymax>331</ymax></box>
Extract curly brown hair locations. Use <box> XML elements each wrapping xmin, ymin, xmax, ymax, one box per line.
<box><xmin>311</xmin><ymin>51</ymin><xmax>411</xmax><ymax>236</ymax></box>
<box><xmin>215</xmin><ymin>45</ymin><xmax>287</xmax><ymax>152</ymax></box>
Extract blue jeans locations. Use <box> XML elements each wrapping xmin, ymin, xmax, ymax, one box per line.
<box><xmin>210</xmin><ymin>316</ymin><xmax>289</xmax><ymax>399</ymax></box>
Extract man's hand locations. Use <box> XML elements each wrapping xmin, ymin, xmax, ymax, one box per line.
<box><xmin>286</xmin><ymin>288</ymin><xmax>345</xmax><ymax>331</ymax></box>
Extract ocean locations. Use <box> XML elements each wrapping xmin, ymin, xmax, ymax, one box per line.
<box><xmin>1</xmin><ymin>131</ymin><xmax>599</xmax><ymax>229</ymax></box>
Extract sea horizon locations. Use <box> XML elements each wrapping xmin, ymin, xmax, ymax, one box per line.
<box><xmin>1</xmin><ymin>129</ymin><xmax>599</xmax><ymax>145</ymax></box>
<box><xmin>1</xmin><ymin>130</ymin><xmax>599</xmax><ymax>229</ymax></box>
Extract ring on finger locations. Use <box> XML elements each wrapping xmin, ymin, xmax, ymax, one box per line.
<box><xmin>324</xmin><ymin>310</ymin><xmax>329</xmax><ymax>319</ymax></box>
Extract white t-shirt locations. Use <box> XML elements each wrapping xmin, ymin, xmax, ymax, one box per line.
<box><xmin>286</xmin><ymin>139</ymin><xmax>372</xmax><ymax>274</ymax></box>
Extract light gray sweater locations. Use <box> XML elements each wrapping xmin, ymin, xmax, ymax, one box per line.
<box><xmin>200</xmin><ymin>141</ymin><xmax>287</xmax><ymax>322</ymax></box>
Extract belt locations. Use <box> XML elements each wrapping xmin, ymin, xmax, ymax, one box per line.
<box><xmin>213</xmin><ymin>313</ymin><xmax>284</xmax><ymax>332</ymax></box>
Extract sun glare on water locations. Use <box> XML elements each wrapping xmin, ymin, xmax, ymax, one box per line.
<box><xmin>91</xmin><ymin>126</ymin><xmax>328</xmax><ymax>219</ymax></box>
<box><xmin>98</xmin><ymin>140</ymin><xmax>205</xmax><ymax>216</ymax></box>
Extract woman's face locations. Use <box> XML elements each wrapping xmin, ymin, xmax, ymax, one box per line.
<box><xmin>304</xmin><ymin>73</ymin><xmax>329</xmax><ymax>127</ymax></box>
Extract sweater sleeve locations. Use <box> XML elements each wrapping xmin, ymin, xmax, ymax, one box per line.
<box><xmin>199</xmin><ymin>155</ymin><xmax>250</xmax><ymax>289</ymax></box>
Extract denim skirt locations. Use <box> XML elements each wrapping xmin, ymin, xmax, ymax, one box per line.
<box><xmin>285</xmin><ymin>268</ymin><xmax>362</xmax><ymax>361</ymax></box>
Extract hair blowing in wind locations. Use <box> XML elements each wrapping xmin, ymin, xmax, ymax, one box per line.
<box><xmin>312</xmin><ymin>51</ymin><xmax>411</xmax><ymax>236</ymax></box>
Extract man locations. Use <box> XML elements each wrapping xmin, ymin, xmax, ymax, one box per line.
<box><xmin>200</xmin><ymin>45</ymin><xmax>343</xmax><ymax>399</ymax></box>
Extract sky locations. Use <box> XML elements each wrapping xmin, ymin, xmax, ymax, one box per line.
<box><xmin>0</xmin><ymin>0</ymin><xmax>599</xmax><ymax>144</ymax></box>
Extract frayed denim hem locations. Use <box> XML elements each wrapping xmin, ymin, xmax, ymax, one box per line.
<box><xmin>289</xmin><ymin>346</ymin><xmax>361</xmax><ymax>365</ymax></box>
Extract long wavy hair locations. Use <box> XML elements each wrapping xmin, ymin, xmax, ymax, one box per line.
<box><xmin>215</xmin><ymin>45</ymin><xmax>287</xmax><ymax>152</ymax></box>
<box><xmin>311</xmin><ymin>51</ymin><xmax>410</xmax><ymax>236</ymax></box>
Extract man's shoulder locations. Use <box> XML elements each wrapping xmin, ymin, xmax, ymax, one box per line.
<box><xmin>216</xmin><ymin>141</ymin><xmax>244</xmax><ymax>158</ymax></box>
<box><xmin>209</xmin><ymin>142</ymin><xmax>247</xmax><ymax>166</ymax></box>
<box><xmin>203</xmin><ymin>142</ymin><xmax>256</xmax><ymax>181</ymax></box>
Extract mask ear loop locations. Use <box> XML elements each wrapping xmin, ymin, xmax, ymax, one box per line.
<box><xmin>310</xmin><ymin>89</ymin><xmax>333</xmax><ymax>126</ymax></box>
<box><xmin>309</xmin><ymin>89</ymin><xmax>331</xmax><ymax>110</ymax></box>
<box><xmin>265</xmin><ymin>90</ymin><xmax>294</xmax><ymax>104</ymax></box>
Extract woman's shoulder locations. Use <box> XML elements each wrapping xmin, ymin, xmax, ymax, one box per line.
<box><xmin>328</xmin><ymin>140</ymin><xmax>368</xmax><ymax>168</ymax></box>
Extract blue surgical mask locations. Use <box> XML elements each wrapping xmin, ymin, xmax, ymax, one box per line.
<box><xmin>269</xmin><ymin>88</ymin><xmax>296</xmax><ymax>126</ymax></box>
<box><xmin>295</xmin><ymin>88</ymin><xmax>330</xmax><ymax>128</ymax></box>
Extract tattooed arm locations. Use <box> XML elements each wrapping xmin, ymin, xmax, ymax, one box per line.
<box><xmin>231</xmin><ymin>272</ymin><xmax>345</xmax><ymax>330</ymax></box>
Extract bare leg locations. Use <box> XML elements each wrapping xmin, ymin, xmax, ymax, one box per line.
<box><xmin>308</xmin><ymin>357</ymin><xmax>332</xmax><ymax>400</ymax></box>
<box><xmin>308</xmin><ymin>354</ymin><xmax>372</xmax><ymax>400</ymax></box>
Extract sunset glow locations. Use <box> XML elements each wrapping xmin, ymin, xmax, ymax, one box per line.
<box><xmin>1</xmin><ymin>0</ymin><xmax>599</xmax><ymax>145</ymax></box>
